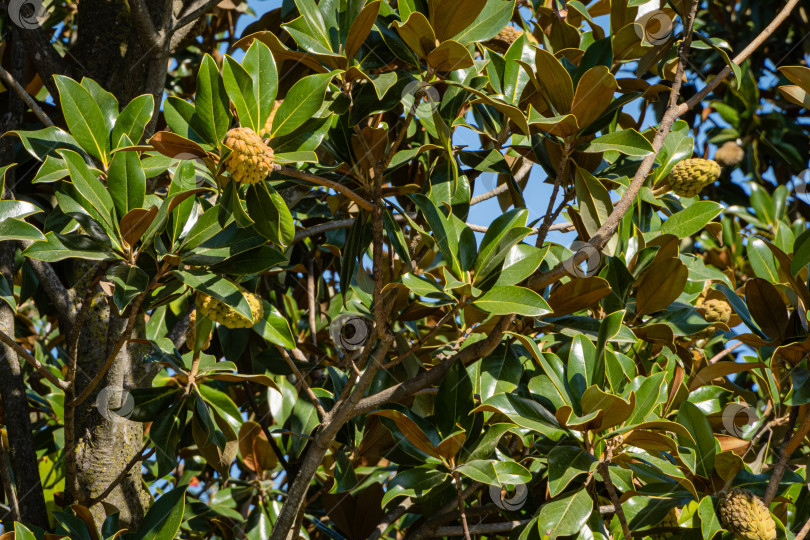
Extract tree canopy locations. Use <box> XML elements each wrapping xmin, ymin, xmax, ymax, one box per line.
<box><xmin>1</xmin><ymin>0</ymin><xmax>810</xmax><ymax>539</ymax></box>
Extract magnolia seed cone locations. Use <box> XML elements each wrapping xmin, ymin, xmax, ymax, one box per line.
<box><xmin>718</xmin><ymin>488</ymin><xmax>776</xmax><ymax>540</ymax></box>
<box><xmin>715</xmin><ymin>141</ymin><xmax>745</xmax><ymax>167</ymax></box>
<box><xmin>484</xmin><ymin>25</ymin><xmax>538</xmax><ymax>54</ymax></box>
<box><xmin>701</xmin><ymin>298</ymin><xmax>732</xmax><ymax>324</ymax></box>
<box><xmin>668</xmin><ymin>158</ymin><xmax>721</xmax><ymax>198</ymax></box>
<box><xmin>650</xmin><ymin>508</ymin><xmax>680</xmax><ymax>540</ymax></box>
<box><xmin>185</xmin><ymin>310</ymin><xmax>212</xmax><ymax>351</ymax></box>
<box><xmin>196</xmin><ymin>285</ymin><xmax>264</xmax><ymax>329</ymax></box>
<box><xmin>222</xmin><ymin>127</ymin><xmax>275</xmax><ymax>185</ymax></box>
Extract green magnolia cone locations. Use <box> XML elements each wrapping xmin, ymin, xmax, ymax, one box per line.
<box><xmin>715</xmin><ymin>141</ymin><xmax>745</xmax><ymax>167</ymax></box>
<box><xmin>668</xmin><ymin>158</ymin><xmax>722</xmax><ymax>197</ymax></box>
<box><xmin>223</xmin><ymin>127</ymin><xmax>275</xmax><ymax>185</ymax></box>
<box><xmin>718</xmin><ymin>488</ymin><xmax>776</xmax><ymax>540</ymax></box>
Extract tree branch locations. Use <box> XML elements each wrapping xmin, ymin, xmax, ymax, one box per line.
<box><xmin>433</xmin><ymin>520</ymin><xmax>530</xmax><ymax>537</ymax></box>
<box><xmin>527</xmin><ymin>0</ymin><xmax>701</xmax><ymax>292</ymax></box>
<box><xmin>173</xmin><ymin>0</ymin><xmax>221</xmax><ymax>33</ymax></box>
<box><xmin>19</xmin><ymin>241</ymin><xmax>77</xmax><ymax>334</ymax></box>
<box><xmin>370</xmin><ymin>498</ymin><xmax>415</xmax><ymax>540</ymax></box>
<box><xmin>676</xmin><ymin>0</ymin><xmax>802</xmax><ymax>116</ymax></box>
<box><xmin>275</xmin><ymin>165</ymin><xmax>374</xmax><ymax>212</ymax></box>
<box><xmin>764</xmin><ymin>407</ymin><xmax>810</xmax><ymax>505</ymax></box>
<box><xmin>0</xmin><ymin>65</ymin><xmax>55</xmax><ymax>127</ymax></box>
<box><xmin>0</xmin><ymin>328</ymin><xmax>69</xmax><ymax>390</ymax></box>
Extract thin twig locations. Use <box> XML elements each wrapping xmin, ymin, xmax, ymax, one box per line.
<box><xmin>708</xmin><ymin>342</ymin><xmax>742</xmax><ymax>364</ymax></box>
<box><xmin>0</xmin><ymin>433</ymin><xmax>20</xmax><ymax>522</ymax></box>
<box><xmin>535</xmin><ymin>144</ymin><xmax>571</xmax><ymax>247</ymax></box>
<box><xmin>599</xmin><ymin>458</ymin><xmax>631</xmax><ymax>539</ymax></box>
<box><xmin>275</xmin><ymin>165</ymin><xmax>374</xmax><ymax>212</ymax></box>
<box><xmin>795</xmin><ymin>515</ymin><xmax>810</xmax><ymax>540</ymax></box>
<box><xmin>19</xmin><ymin>241</ymin><xmax>76</xmax><ymax>334</ymax></box>
<box><xmin>0</xmin><ymin>65</ymin><xmax>54</xmax><ymax>127</ymax></box>
<box><xmin>86</xmin><ymin>443</ymin><xmax>155</xmax><ymax>506</ymax></box>
<box><xmin>677</xmin><ymin>0</ymin><xmax>802</xmax><ymax>116</ymax></box>
<box><xmin>0</xmin><ymin>328</ymin><xmax>69</xmax><ymax>390</ymax></box>
<box><xmin>370</xmin><ymin>498</ymin><xmax>415</xmax><ymax>540</ymax></box>
<box><xmin>470</xmin><ymin>183</ymin><xmax>509</xmax><ymax>205</ymax></box>
<box><xmin>433</xmin><ymin>520</ymin><xmax>530</xmax><ymax>537</ymax></box>
<box><xmin>277</xmin><ymin>346</ymin><xmax>327</xmax><ymax>420</ymax></box>
<box><xmin>764</xmin><ymin>407</ymin><xmax>810</xmax><ymax>505</ymax></box>
<box><xmin>452</xmin><ymin>471</ymin><xmax>471</xmax><ymax>540</ymax></box>
<box><xmin>173</xmin><ymin>0</ymin><xmax>221</xmax><ymax>31</ymax></box>
<box><xmin>383</xmin><ymin>303</ymin><xmax>462</xmax><ymax>369</ymax></box>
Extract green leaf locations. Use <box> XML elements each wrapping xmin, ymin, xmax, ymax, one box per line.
<box><xmin>271</xmin><ymin>72</ymin><xmax>338</xmax><ymax>137</ymax></box>
<box><xmin>253</xmin><ymin>300</ymin><xmax>296</xmax><ymax>348</ymax></box>
<box><xmin>6</xmin><ymin>126</ymin><xmax>82</xmax><ymax>161</ymax></box>
<box><xmin>172</xmin><ymin>269</ymin><xmax>253</xmax><ymax>321</ymax></box>
<box><xmin>473</xmin><ymin>285</ymin><xmax>552</xmax><ymax>317</ymax></box>
<box><xmin>210</xmin><ymin>245</ymin><xmax>287</xmax><ymax>275</ymax></box>
<box><xmin>473</xmin><ymin>208</ymin><xmax>530</xmax><ymax>284</ymax></box>
<box><xmin>480</xmin><ymin>346</ymin><xmax>522</xmax><ymax>400</ymax></box>
<box><xmin>493</xmin><ymin>244</ymin><xmax>547</xmax><ymax>287</ymax></box>
<box><xmin>792</xmin><ymin>227</ymin><xmax>810</xmax><ymax>276</ymax></box>
<box><xmin>81</xmin><ymin>77</ymin><xmax>119</xmax><ymax>133</ymax></box>
<box><xmin>456</xmin><ymin>459</ymin><xmax>531</xmax><ymax>486</ymax></box>
<box><xmin>107</xmin><ymin>263</ymin><xmax>149</xmax><ymax>314</ymax></box>
<box><xmin>107</xmin><ymin>137</ymin><xmax>146</xmax><ymax>217</ymax></box>
<box><xmin>661</xmin><ymin>201</ymin><xmax>723</xmax><ymax>237</ymax></box>
<box><xmin>223</xmin><ymin>56</ymin><xmax>259</xmax><ymax>132</ymax></box>
<box><xmin>582</xmin><ymin>129</ymin><xmax>654</xmax><ymax>156</ymax></box>
<box><xmin>112</xmin><ymin>94</ymin><xmax>154</xmax><ymax>148</ymax></box>
<box><xmin>59</xmin><ymin>149</ymin><xmax>117</xmax><ymax>232</ymax></box>
<box><xmin>410</xmin><ymin>193</ymin><xmax>460</xmax><ymax>276</ymax></box>
<box><xmin>677</xmin><ymin>401</ymin><xmax>716</xmax><ymax>478</ymax></box>
<box><xmin>473</xmin><ymin>393</ymin><xmax>566</xmax><ymax>439</ymax></box>
<box><xmin>698</xmin><ymin>496</ymin><xmax>722</xmax><ymax>540</ymax></box>
<box><xmin>22</xmin><ymin>231</ymin><xmax>115</xmax><ymax>261</ymax></box>
<box><xmin>435</xmin><ymin>361</ymin><xmax>475</xmax><ymax>438</ymax></box>
<box><xmin>13</xmin><ymin>522</ymin><xmax>38</xmax><ymax>540</ymax></box>
<box><xmin>381</xmin><ymin>466</ymin><xmax>448</xmax><ymax>506</ymax></box>
<box><xmin>242</xmin><ymin>40</ymin><xmax>278</xmax><ymax>132</ymax></box>
<box><xmin>127</xmin><ymin>387</ymin><xmax>182</xmax><ymax>422</ymax></box>
<box><xmin>246</xmin><ymin>183</ymin><xmax>295</xmax><ymax>247</ymax></box>
<box><xmin>193</xmin><ymin>54</ymin><xmax>233</xmax><ymax>147</ymax></box>
<box><xmin>568</xmin><ymin>334</ymin><xmax>598</xmax><ymax>400</ymax></box>
<box><xmin>535</xmin><ymin>488</ymin><xmax>593</xmax><ymax>539</ymax></box>
<box><xmin>548</xmin><ymin>446</ymin><xmax>598</xmax><ymax>497</ymax></box>
<box><xmin>149</xmin><ymin>399</ymin><xmax>187</xmax><ymax>478</ymax></box>
<box><xmin>747</xmin><ymin>237</ymin><xmax>778</xmax><ymax>282</ymax></box>
<box><xmin>574</xmin><ymin>167</ymin><xmax>613</xmax><ymax>238</ymax></box>
<box><xmin>54</xmin><ymin>75</ymin><xmax>111</xmax><ymax>166</ymax></box>
<box><xmin>694</xmin><ymin>33</ymin><xmax>741</xmax><ymax>86</ymax></box>
<box><xmin>383</xmin><ymin>208</ymin><xmax>412</xmax><ymax>267</ymax></box>
<box><xmin>0</xmin><ymin>274</ymin><xmax>15</xmax><ymax>312</ymax></box>
<box><xmin>131</xmin><ymin>484</ymin><xmax>188</xmax><ymax>540</ymax></box>
<box><xmin>281</xmin><ymin>0</ymin><xmax>333</xmax><ymax>54</ymax></box>
<box><xmin>0</xmin><ymin>217</ymin><xmax>45</xmax><ymax>242</ymax></box>
<box><xmin>450</xmin><ymin>0</ymin><xmax>516</xmax><ymax>44</ymax></box>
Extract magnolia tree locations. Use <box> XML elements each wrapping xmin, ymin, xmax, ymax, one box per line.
<box><xmin>1</xmin><ymin>0</ymin><xmax>810</xmax><ymax>538</ymax></box>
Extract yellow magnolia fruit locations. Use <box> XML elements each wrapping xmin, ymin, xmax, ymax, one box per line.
<box><xmin>196</xmin><ymin>285</ymin><xmax>264</xmax><ymax>329</ymax></box>
<box><xmin>718</xmin><ymin>488</ymin><xmax>776</xmax><ymax>540</ymax></box>
<box><xmin>667</xmin><ymin>158</ymin><xmax>721</xmax><ymax>198</ymax></box>
<box><xmin>650</xmin><ymin>508</ymin><xmax>680</xmax><ymax>540</ymax></box>
<box><xmin>715</xmin><ymin>141</ymin><xmax>745</xmax><ymax>167</ymax></box>
<box><xmin>485</xmin><ymin>25</ymin><xmax>538</xmax><ymax>54</ymax></box>
<box><xmin>700</xmin><ymin>298</ymin><xmax>732</xmax><ymax>324</ymax></box>
<box><xmin>185</xmin><ymin>310</ymin><xmax>212</xmax><ymax>351</ymax></box>
<box><xmin>222</xmin><ymin>127</ymin><xmax>275</xmax><ymax>185</ymax></box>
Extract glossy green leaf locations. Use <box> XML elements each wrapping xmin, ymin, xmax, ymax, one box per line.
<box><xmin>661</xmin><ymin>201</ymin><xmax>723</xmax><ymax>237</ymax></box>
<box><xmin>54</xmin><ymin>75</ymin><xmax>110</xmax><ymax>165</ymax></box>
<box><xmin>456</xmin><ymin>459</ymin><xmax>531</xmax><ymax>486</ymax></box>
<box><xmin>535</xmin><ymin>488</ymin><xmax>593</xmax><ymax>539</ymax></box>
<box><xmin>112</xmin><ymin>94</ymin><xmax>154</xmax><ymax>148</ymax></box>
<box><xmin>253</xmin><ymin>300</ymin><xmax>296</xmax><ymax>348</ymax></box>
<box><xmin>193</xmin><ymin>54</ymin><xmax>232</xmax><ymax>147</ymax></box>
<box><xmin>582</xmin><ymin>129</ymin><xmax>654</xmax><ymax>156</ymax></box>
<box><xmin>246</xmin><ymin>183</ymin><xmax>294</xmax><ymax>247</ymax></box>
<box><xmin>473</xmin><ymin>285</ymin><xmax>552</xmax><ymax>316</ymax></box>
<box><xmin>131</xmin><ymin>484</ymin><xmax>188</xmax><ymax>540</ymax></box>
<box><xmin>271</xmin><ymin>72</ymin><xmax>338</xmax><ymax>137</ymax></box>
<box><xmin>107</xmin><ymin>136</ymin><xmax>146</xmax><ymax>217</ymax></box>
